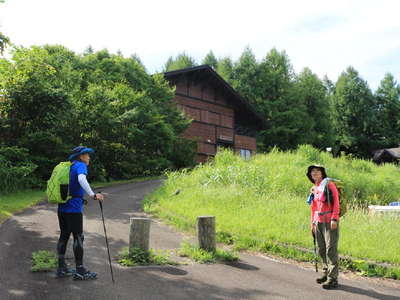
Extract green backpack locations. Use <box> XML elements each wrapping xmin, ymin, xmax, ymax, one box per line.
<box><xmin>324</xmin><ymin>178</ymin><xmax>347</xmax><ymax>217</ymax></box>
<box><xmin>47</xmin><ymin>162</ymin><xmax>72</xmax><ymax>204</ymax></box>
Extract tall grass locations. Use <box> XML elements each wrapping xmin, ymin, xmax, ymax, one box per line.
<box><xmin>144</xmin><ymin>145</ymin><xmax>400</xmax><ymax>267</ymax></box>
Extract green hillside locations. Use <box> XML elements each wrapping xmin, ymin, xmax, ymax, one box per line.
<box><xmin>144</xmin><ymin>145</ymin><xmax>400</xmax><ymax>276</ymax></box>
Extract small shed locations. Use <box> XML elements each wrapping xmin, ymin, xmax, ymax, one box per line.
<box><xmin>164</xmin><ymin>65</ymin><xmax>266</xmax><ymax>163</ymax></box>
<box><xmin>372</xmin><ymin>147</ymin><xmax>400</xmax><ymax>164</ymax></box>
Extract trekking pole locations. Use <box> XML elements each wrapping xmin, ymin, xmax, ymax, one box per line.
<box><xmin>98</xmin><ymin>192</ymin><xmax>115</xmax><ymax>283</ymax></box>
<box><xmin>312</xmin><ymin>229</ymin><xmax>318</xmax><ymax>273</ymax></box>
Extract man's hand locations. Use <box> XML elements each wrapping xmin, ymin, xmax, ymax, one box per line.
<box><xmin>94</xmin><ymin>193</ymin><xmax>104</xmax><ymax>201</ymax></box>
<box><xmin>330</xmin><ymin>220</ymin><xmax>338</xmax><ymax>230</ymax></box>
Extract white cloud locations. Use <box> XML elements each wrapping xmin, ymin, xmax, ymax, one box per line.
<box><xmin>1</xmin><ymin>0</ymin><xmax>399</xmax><ymax>89</ymax></box>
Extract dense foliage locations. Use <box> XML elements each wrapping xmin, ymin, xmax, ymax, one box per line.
<box><xmin>0</xmin><ymin>46</ymin><xmax>195</xmax><ymax>192</ymax></box>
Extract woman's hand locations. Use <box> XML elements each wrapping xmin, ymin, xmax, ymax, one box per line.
<box><xmin>94</xmin><ymin>193</ymin><xmax>104</xmax><ymax>201</ymax></box>
<box><xmin>330</xmin><ymin>220</ymin><xmax>338</xmax><ymax>230</ymax></box>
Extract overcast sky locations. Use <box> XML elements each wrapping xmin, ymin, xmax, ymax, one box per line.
<box><xmin>1</xmin><ymin>0</ymin><xmax>399</xmax><ymax>90</ymax></box>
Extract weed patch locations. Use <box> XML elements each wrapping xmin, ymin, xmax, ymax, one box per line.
<box><xmin>118</xmin><ymin>247</ymin><xmax>177</xmax><ymax>266</ymax></box>
<box><xmin>178</xmin><ymin>241</ymin><xmax>239</xmax><ymax>263</ymax></box>
<box><xmin>31</xmin><ymin>250</ymin><xmax>57</xmax><ymax>272</ymax></box>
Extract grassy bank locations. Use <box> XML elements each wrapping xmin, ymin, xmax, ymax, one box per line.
<box><xmin>144</xmin><ymin>146</ymin><xmax>400</xmax><ymax>278</ymax></box>
<box><xmin>0</xmin><ymin>176</ymin><xmax>163</xmax><ymax>224</ymax></box>
<box><xmin>0</xmin><ymin>190</ymin><xmax>46</xmax><ymax>223</ymax></box>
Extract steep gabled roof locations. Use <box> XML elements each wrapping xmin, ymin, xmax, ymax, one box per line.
<box><xmin>164</xmin><ymin>65</ymin><xmax>267</xmax><ymax>129</ymax></box>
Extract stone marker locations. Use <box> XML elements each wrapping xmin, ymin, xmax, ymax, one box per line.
<box><xmin>129</xmin><ymin>217</ymin><xmax>151</xmax><ymax>254</ymax></box>
<box><xmin>197</xmin><ymin>216</ymin><xmax>216</xmax><ymax>252</ymax></box>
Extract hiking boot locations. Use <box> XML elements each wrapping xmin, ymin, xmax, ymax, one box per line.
<box><xmin>73</xmin><ymin>266</ymin><xmax>97</xmax><ymax>281</ymax></box>
<box><xmin>322</xmin><ymin>278</ymin><xmax>338</xmax><ymax>289</ymax></box>
<box><xmin>316</xmin><ymin>275</ymin><xmax>327</xmax><ymax>284</ymax></box>
<box><xmin>55</xmin><ymin>265</ymin><xmax>75</xmax><ymax>278</ymax></box>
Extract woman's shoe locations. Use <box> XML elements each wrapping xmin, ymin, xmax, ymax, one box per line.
<box><xmin>55</xmin><ymin>265</ymin><xmax>75</xmax><ymax>278</ymax></box>
<box><xmin>316</xmin><ymin>275</ymin><xmax>327</xmax><ymax>284</ymax></box>
<box><xmin>322</xmin><ymin>278</ymin><xmax>338</xmax><ymax>289</ymax></box>
<box><xmin>73</xmin><ymin>266</ymin><xmax>97</xmax><ymax>280</ymax></box>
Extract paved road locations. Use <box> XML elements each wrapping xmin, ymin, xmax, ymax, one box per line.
<box><xmin>1</xmin><ymin>179</ymin><xmax>399</xmax><ymax>300</ymax></box>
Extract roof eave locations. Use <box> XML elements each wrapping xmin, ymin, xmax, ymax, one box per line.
<box><xmin>163</xmin><ymin>65</ymin><xmax>267</xmax><ymax>129</ymax></box>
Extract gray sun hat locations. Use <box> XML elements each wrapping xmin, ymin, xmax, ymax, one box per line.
<box><xmin>306</xmin><ymin>164</ymin><xmax>327</xmax><ymax>183</ymax></box>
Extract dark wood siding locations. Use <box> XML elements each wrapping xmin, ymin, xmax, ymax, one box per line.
<box><xmin>234</xmin><ymin>135</ymin><xmax>257</xmax><ymax>152</ymax></box>
<box><xmin>166</xmin><ymin>67</ymin><xmax>260</xmax><ymax>163</ymax></box>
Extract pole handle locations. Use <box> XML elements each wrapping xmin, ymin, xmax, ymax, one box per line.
<box><xmin>97</xmin><ymin>191</ymin><xmax>103</xmax><ymax>209</ymax></box>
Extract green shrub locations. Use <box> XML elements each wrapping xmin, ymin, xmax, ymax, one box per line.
<box><xmin>0</xmin><ymin>146</ymin><xmax>38</xmax><ymax>193</ymax></box>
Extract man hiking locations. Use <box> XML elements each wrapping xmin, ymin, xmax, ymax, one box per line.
<box><xmin>56</xmin><ymin>146</ymin><xmax>104</xmax><ymax>280</ymax></box>
<box><xmin>307</xmin><ymin>165</ymin><xmax>340</xmax><ymax>289</ymax></box>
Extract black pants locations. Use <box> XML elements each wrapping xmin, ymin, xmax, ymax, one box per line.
<box><xmin>57</xmin><ymin>211</ymin><xmax>84</xmax><ymax>268</ymax></box>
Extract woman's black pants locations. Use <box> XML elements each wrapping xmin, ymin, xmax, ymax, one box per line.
<box><xmin>57</xmin><ymin>211</ymin><xmax>84</xmax><ymax>268</ymax></box>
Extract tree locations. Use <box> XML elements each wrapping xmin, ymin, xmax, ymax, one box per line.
<box><xmin>164</xmin><ymin>52</ymin><xmax>196</xmax><ymax>72</ymax></box>
<box><xmin>216</xmin><ymin>57</ymin><xmax>233</xmax><ymax>82</ymax></box>
<box><xmin>374</xmin><ymin>73</ymin><xmax>400</xmax><ymax>148</ymax></box>
<box><xmin>202</xmin><ymin>50</ymin><xmax>218</xmax><ymax>69</ymax></box>
<box><xmin>294</xmin><ymin>68</ymin><xmax>333</xmax><ymax>148</ymax></box>
<box><xmin>130</xmin><ymin>53</ymin><xmax>145</xmax><ymax>69</ymax></box>
<box><xmin>216</xmin><ymin>47</ymin><xmax>323</xmax><ymax>151</ymax></box>
<box><xmin>231</xmin><ymin>47</ymin><xmax>260</xmax><ymax>101</ymax></box>
<box><xmin>331</xmin><ymin>66</ymin><xmax>378</xmax><ymax>156</ymax></box>
<box><xmin>0</xmin><ymin>46</ymin><xmax>194</xmax><ymax>186</ymax></box>
<box><xmin>256</xmin><ymin>48</ymin><xmax>309</xmax><ymax>150</ymax></box>
<box><xmin>323</xmin><ymin>75</ymin><xmax>335</xmax><ymax>95</ymax></box>
<box><xmin>0</xmin><ymin>46</ymin><xmax>78</xmax><ymax>179</ymax></box>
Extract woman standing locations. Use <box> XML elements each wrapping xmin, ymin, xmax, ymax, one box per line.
<box><xmin>307</xmin><ymin>165</ymin><xmax>340</xmax><ymax>289</ymax></box>
<box><xmin>56</xmin><ymin>146</ymin><xmax>104</xmax><ymax>280</ymax></box>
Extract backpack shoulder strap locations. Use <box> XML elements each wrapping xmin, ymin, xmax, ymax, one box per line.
<box><xmin>324</xmin><ymin>179</ymin><xmax>333</xmax><ymax>206</ymax></box>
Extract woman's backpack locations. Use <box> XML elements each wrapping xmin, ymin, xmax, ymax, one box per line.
<box><xmin>324</xmin><ymin>179</ymin><xmax>347</xmax><ymax>217</ymax></box>
<box><xmin>46</xmin><ymin>162</ymin><xmax>72</xmax><ymax>204</ymax></box>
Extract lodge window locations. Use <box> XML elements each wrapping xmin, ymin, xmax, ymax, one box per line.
<box><xmin>240</xmin><ymin>149</ymin><xmax>251</xmax><ymax>160</ymax></box>
<box><xmin>235</xmin><ymin>125</ymin><xmax>257</xmax><ymax>138</ymax></box>
<box><xmin>217</xmin><ymin>139</ymin><xmax>233</xmax><ymax>150</ymax></box>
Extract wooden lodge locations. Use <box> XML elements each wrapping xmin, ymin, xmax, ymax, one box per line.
<box><xmin>164</xmin><ymin>65</ymin><xmax>266</xmax><ymax>163</ymax></box>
